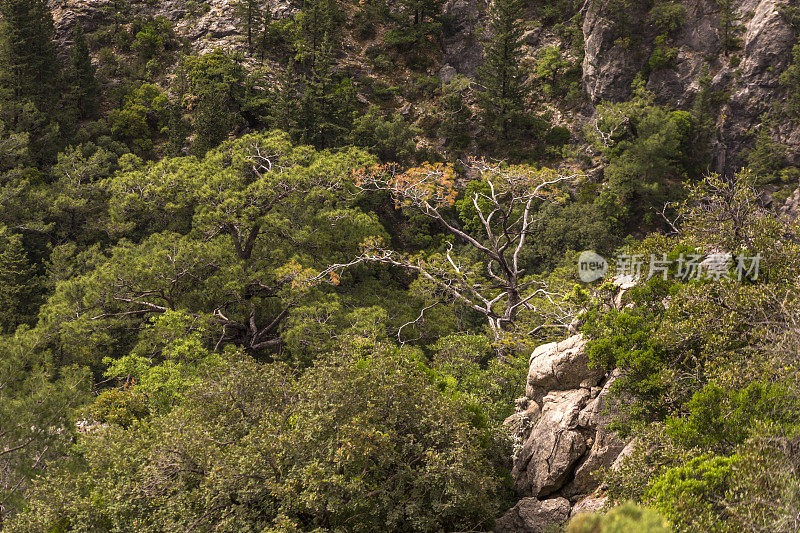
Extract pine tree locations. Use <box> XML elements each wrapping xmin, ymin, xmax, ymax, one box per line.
<box><xmin>235</xmin><ymin>0</ymin><xmax>263</xmax><ymax>54</ymax></box>
<box><xmin>0</xmin><ymin>0</ymin><xmax>61</xmax><ymax>109</ymax></box>
<box><xmin>476</xmin><ymin>0</ymin><xmax>529</xmax><ymax>141</ymax></box>
<box><xmin>0</xmin><ymin>231</ymin><xmax>40</xmax><ymax>333</ymax></box>
<box><xmin>294</xmin><ymin>0</ymin><xmax>341</xmax><ymax>71</ymax></box>
<box><xmin>70</xmin><ymin>25</ymin><xmax>100</xmax><ymax>119</ymax></box>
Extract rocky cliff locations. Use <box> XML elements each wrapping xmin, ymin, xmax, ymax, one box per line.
<box><xmin>583</xmin><ymin>0</ymin><xmax>800</xmax><ymax>174</ymax></box>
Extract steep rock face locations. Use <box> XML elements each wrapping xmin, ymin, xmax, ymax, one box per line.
<box><xmin>441</xmin><ymin>0</ymin><xmax>487</xmax><ymax>76</ymax></box>
<box><xmin>582</xmin><ymin>0</ymin><xmax>799</xmax><ymax>173</ymax></box>
<box><xmin>499</xmin><ymin>334</ymin><xmax>627</xmax><ymax>531</ymax></box>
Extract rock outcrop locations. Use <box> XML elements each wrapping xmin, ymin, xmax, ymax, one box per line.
<box><xmin>582</xmin><ymin>0</ymin><xmax>800</xmax><ymax>173</ymax></box>
<box><xmin>499</xmin><ymin>334</ymin><xmax>627</xmax><ymax>532</ymax></box>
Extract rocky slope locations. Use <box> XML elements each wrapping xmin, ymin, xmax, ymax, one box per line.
<box><xmin>46</xmin><ymin>0</ymin><xmax>799</xmax><ymax>174</ymax></box>
<box><xmin>583</xmin><ymin>0</ymin><xmax>800</xmax><ymax>173</ymax></box>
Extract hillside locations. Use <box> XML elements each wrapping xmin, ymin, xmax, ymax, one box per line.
<box><xmin>0</xmin><ymin>0</ymin><xmax>799</xmax><ymax>531</ymax></box>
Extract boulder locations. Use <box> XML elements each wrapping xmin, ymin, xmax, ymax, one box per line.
<box><xmin>513</xmin><ymin>389</ymin><xmax>591</xmax><ymax>496</ymax></box>
<box><xmin>495</xmin><ymin>497</ymin><xmax>571</xmax><ymax>533</ymax></box>
<box><xmin>570</xmin><ymin>495</ymin><xmax>607</xmax><ymax>517</ymax></box>
<box><xmin>526</xmin><ymin>334</ymin><xmax>604</xmax><ymax>402</ymax></box>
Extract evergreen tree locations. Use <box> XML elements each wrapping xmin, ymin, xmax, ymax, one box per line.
<box><xmin>70</xmin><ymin>25</ymin><xmax>100</xmax><ymax>120</ymax></box>
<box><xmin>0</xmin><ymin>231</ymin><xmax>40</xmax><ymax>333</ymax></box>
<box><xmin>438</xmin><ymin>75</ymin><xmax>473</xmax><ymax>155</ymax></box>
<box><xmin>295</xmin><ymin>43</ymin><xmax>356</xmax><ymax>148</ymax></box>
<box><xmin>294</xmin><ymin>0</ymin><xmax>341</xmax><ymax>71</ymax></box>
<box><xmin>0</xmin><ymin>0</ymin><xmax>62</xmax><ymax>110</ymax></box>
<box><xmin>476</xmin><ymin>0</ymin><xmax>529</xmax><ymax>141</ymax></box>
<box><xmin>235</xmin><ymin>0</ymin><xmax>263</xmax><ymax>54</ymax></box>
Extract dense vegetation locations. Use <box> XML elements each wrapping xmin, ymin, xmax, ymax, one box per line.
<box><xmin>0</xmin><ymin>0</ymin><xmax>799</xmax><ymax>531</ymax></box>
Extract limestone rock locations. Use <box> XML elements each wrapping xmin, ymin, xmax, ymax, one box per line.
<box><xmin>570</xmin><ymin>495</ymin><xmax>607</xmax><ymax>517</ymax></box>
<box><xmin>526</xmin><ymin>334</ymin><xmax>604</xmax><ymax>402</ymax></box>
<box><xmin>513</xmin><ymin>389</ymin><xmax>591</xmax><ymax>496</ymax></box>
<box><xmin>495</xmin><ymin>497</ymin><xmax>571</xmax><ymax>533</ymax></box>
<box><xmin>571</xmin><ymin>429</ymin><xmax>626</xmax><ymax>495</ymax></box>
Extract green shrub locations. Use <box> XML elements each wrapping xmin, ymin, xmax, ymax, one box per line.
<box><xmin>647</xmin><ymin>454</ymin><xmax>739</xmax><ymax>532</ymax></box>
<box><xmin>568</xmin><ymin>501</ymin><xmax>671</xmax><ymax>533</ymax></box>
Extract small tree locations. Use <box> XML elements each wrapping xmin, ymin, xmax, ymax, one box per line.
<box><xmin>476</xmin><ymin>0</ymin><xmax>529</xmax><ymax>141</ymax></box>
<box><xmin>354</xmin><ymin>160</ymin><xmax>577</xmax><ymax>347</ymax></box>
<box><xmin>0</xmin><ymin>230</ymin><xmax>40</xmax><ymax>333</ymax></box>
<box><xmin>70</xmin><ymin>25</ymin><xmax>100</xmax><ymax>119</ymax></box>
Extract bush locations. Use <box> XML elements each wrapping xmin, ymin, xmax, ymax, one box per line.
<box><xmin>568</xmin><ymin>501</ymin><xmax>671</xmax><ymax>533</ymax></box>
<box><xmin>647</xmin><ymin>454</ymin><xmax>739</xmax><ymax>532</ymax></box>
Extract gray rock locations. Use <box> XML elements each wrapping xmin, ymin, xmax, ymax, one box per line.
<box><xmin>526</xmin><ymin>334</ymin><xmax>604</xmax><ymax>402</ymax></box>
<box><xmin>571</xmin><ymin>429</ymin><xmax>626</xmax><ymax>495</ymax></box>
<box><xmin>582</xmin><ymin>0</ymin><xmax>799</xmax><ymax>174</ymax></box>
<box><xmin>495</xmin><ymin>497</ymin><xmax>571</xmax><ymax>533</ymax></box>
<box><xmin>439</xmin><ymin>64</ymin><xmax>458</xmax><ymax>85</ymax></box>
<box><xmin>442</xmin><ymin>0</ymin><xmax>486</xmax><ymax>76</ymax></box>
<box><xmin>513</xmin><ymin>389</ymin><xmax>591</xmax><ymax>496</ymax></box>
<box><xmin>570</xmin><ymin>495</ymin><xmax>607</xmax><ymax>517</ymax></box>
<box><xmin>577</xmin><ymin>370</ymin><xmax>619</xmax><ymax>430</ymax></box>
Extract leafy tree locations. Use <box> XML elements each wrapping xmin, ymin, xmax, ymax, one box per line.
<box><xmin>352</xmin><ymin>105</ymin><xmax>420</xmax><ymax>164</ymax></box>
<box><xmin>39</xmin><ymin>131</ymin><xmax>381</xmax><ymax>367</ymax></box>
<box><xmin>535</xmin><ymin>46</ymin><xmax>571</xmax><ymax>97</ymax></box>
<box><xmin>184</xmin><ymin>50</ymin><xmax>247</xmax><ymax>155</ymax></box>
<box><xmin>9</xmin><ymin>345</ymin><xmax>501</xmax><ymax>532</ymax></box>
<box><xmin>647</xmin><ymin>454</ymin><xmax>739</xmax><ymax>531</ymax></box>
<box><xmin>437</xmin><ymin>75</ymin><xmax>473</xmax><ymax>154</ymax></box>
<box><xmin>0</xmin><ymin>329</ymin><xmax>89</xmax><ymax>525</ymax></box>
<box><xmin>587</xmin><ymin>88</ymin><xmax>698</xmax><ymax>228</ymax></box>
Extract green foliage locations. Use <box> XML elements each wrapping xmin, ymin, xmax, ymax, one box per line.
<box><xmin>666</xmin><ymin>382</ymin><xmax>799</xmax><ymax>453</ymax></box>
<box><xmin>0</xmin><ymin>0</ymin><xmax>62</xmax><ymax>110</ymax></box>
<box><xmin>649</xmin><ymin>2</ymin><xmax>687</xmax><ymax>34</ymax></box>
<box><xmin>89</xmin><ymin>386</ymin><xmax>149</xmax><ymax>427</ymax></box>
<box><xmin>647</xmin><ymin>454</ymin><xmax>739</xmax><ymax>532</ymax></box>
<box><xmin>109</xmin><ymin>83</ymin><xmax>170</xmax><ymax>155</ymax></box>
<box><xmin>352</xmin><ymin>105</ymin><xmax>420</xmax><ymax>163</ymax></box>
<box><xmin>429</xmin><ymin>333</ymin><xmax>528</xmax><ymax>425</ymax></box>
<box><xmin>587</xmin><ymin>89</ymin><xmax>700</xmax><ymax>228</ymax></box>
<box><xmin>0</xmin><ymin>228</ymin><xmax>42</xmax><ymax>333</ymax></box>
<box><xmin>0</xmin><ymin>329</ymin><xmax>90</xmax><ymax>522</ymax></box>
<box><xmin>567</xmin><ymin>501</ymin><xmax>671</xmax><ymax>533</ymax></box>
<box><xmin>69</xmin><ymin>25</ymin><xmax>100</xmax><ymax>120</ymax></box>
<box><xmin>780</xmin><ymin>37</ymin><xmax>800</xmax><ymax>119</ymax></box>
<box><xmin>184</xmin><ymin>50</ymin><xmax>247</xmax><ymax>155</ymax></box>
<box><xmin>10</xmin><ymin>348</ymin><xmax>502</xmax><ymax>531</ymax></box>
<box><xmin>437</xmin><ymin>76</ymin><xmax>472</xmax><ymax>154</ymax></box>
<box><xmin>535</xmin><ymin>46</ymin><xmax>571</xmax><ymax>97</ymax></box>
<box><xmin>477</xmin><ymin>0</ymin><xmax>542</xmax><ymax>153</ymax></box>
